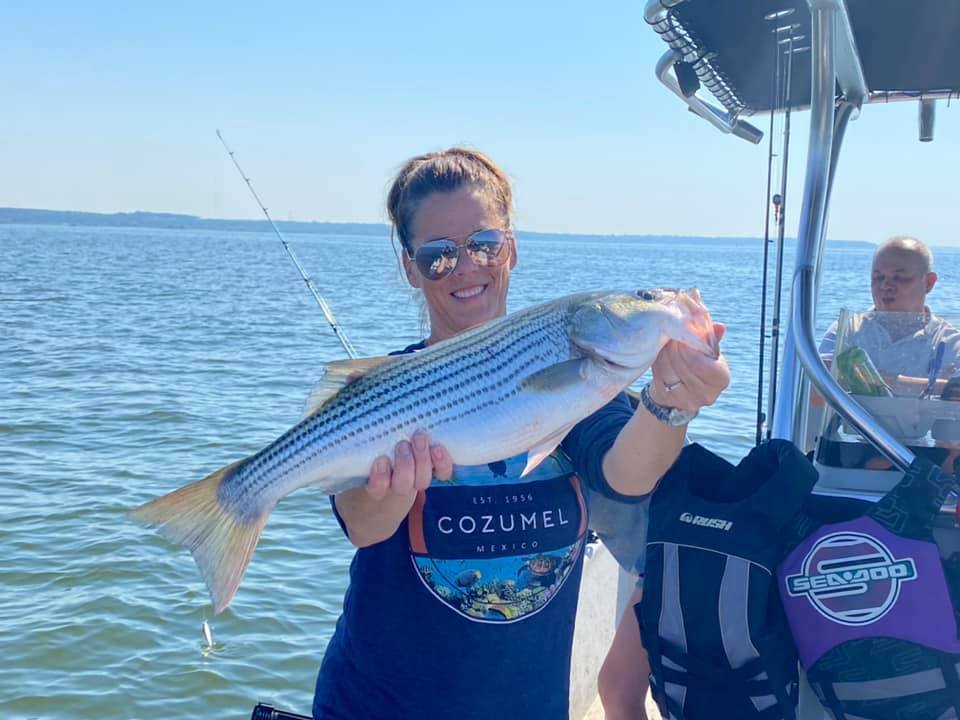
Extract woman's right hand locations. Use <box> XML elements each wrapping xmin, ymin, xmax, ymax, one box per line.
<box><xmin>335</xmin><ymin>431</ymin><xmax>453</xmax><ymax>548</ymax></box>
<box><xmin>367</xmin><ymin>431</ymin><xmax>454</xmax><ymax>500</ymax></box>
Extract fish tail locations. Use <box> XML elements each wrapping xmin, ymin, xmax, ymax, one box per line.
<box><xmin>130</xmin><ymin>460</ymin><xmax>269</xmax><ymax>614</ymax></box>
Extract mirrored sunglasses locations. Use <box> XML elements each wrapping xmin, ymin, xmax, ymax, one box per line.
<box><xmin>410</xmin><ymin>228</ymin><xmax>511</xmax><ymax>281</ymax></box>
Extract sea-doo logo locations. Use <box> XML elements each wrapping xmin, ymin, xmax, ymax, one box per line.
<box><xmin>785</xmin><ymin>531</ymin><xmax>917</xmax><ymax>626</ymax></box>
<box><xmin>679</xmin><ymin>512</ymin><xmax>733</xmax><ymax>531</ymax></box>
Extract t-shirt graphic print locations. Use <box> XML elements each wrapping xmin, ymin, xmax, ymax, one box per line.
<box><xmin>407</xmin><ymin>451</ymin><xmax>587</xmax><ymax>623</ymax></box>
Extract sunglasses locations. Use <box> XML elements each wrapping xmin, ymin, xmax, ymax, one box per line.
<box><xmin>408</xmin><ymin>228</ymin><xmax>511</xmax><ymax>281</ymax></box>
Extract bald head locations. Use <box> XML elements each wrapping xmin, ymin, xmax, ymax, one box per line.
<box><xmin>874</xmin><ymin>236</ymin><xmax>933</xmax><ymax>274</ymax></box>
<box><xmin>871</xmin><ymin>236</ymin><xmax>937</xmax><ymax>313</ymax></box>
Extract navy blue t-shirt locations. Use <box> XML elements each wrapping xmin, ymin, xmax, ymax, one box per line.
<box><xmin>312</xmin><ymin>341</ymin><xmax>638</xmax><ymax>720</ymax></box>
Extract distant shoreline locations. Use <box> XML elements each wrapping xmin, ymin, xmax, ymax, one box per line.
<box><xmin>0</xmin><ymin>207</ymin><xmax>877</xmax><ymax>248</ymax></box>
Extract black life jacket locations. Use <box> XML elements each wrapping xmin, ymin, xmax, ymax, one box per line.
<box><xmin>638</xmin><ymin>441</ymin><xmax>815</xmax><ymax>720</ymax></box>
<box><xmin>778</xmin><ymin>457</ymin><xmax>960</xmax><ymax>720</ymax></box>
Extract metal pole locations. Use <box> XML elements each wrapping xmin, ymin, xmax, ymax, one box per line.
<box><xmin>772</xmin><ymin>2</ymin><xmax>837</xmax><ymax>441</ymax></box>
<box><xmin>812</xmin><ymin>100</ymin><xmax>856</xmax><ymax>323</ymax></box>
<box><xmin>772</xmin><ymin>1</ymin><xmax>913</xmax><ymax>472</ymax></box>
<box><xmin>216</xmin><ymin>130</ymin><xmax>359</xmax><ymax>359</ymax></box>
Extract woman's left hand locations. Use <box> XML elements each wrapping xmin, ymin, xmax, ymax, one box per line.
<box><xmin>650</xmin><ymin>322</ymin><xmax>729</xmax><ymax>412</ymax></box>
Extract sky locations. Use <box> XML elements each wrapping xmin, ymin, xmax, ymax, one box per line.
<box><xmin>2</xmin><ymin>1</ymin><xmax>958</xmax><ymax>245</ymax></box>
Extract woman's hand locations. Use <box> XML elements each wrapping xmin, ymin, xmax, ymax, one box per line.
<box><xmin>603</xmin><ymin>324</ymin><xmax>729</xmax><ymax>497</ymax></box>
<box><xmin>366</xmin><ymin>431</ymin><xmax>454</xmax><ymax>500</ymax></box>
<box><xmin>650</xmin><ymin>323</ymin><xmax>730</xmax><ymax>411</ymax></box>
<box><xmin>335</xmin><ymin>431</ymin><xmax>453</xmax><ymax>548</ymax></box>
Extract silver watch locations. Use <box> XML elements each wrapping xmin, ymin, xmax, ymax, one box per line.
<box><xmin>639</xmin><ymin>382</ymin><xmax>698</xmax><ymax>427</ymax></box>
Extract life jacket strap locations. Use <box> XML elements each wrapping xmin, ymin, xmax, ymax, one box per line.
<box><xmin>810</xmin><ymin>658</ymin><xmax>960</xmax><ymax>719</ymax></box>
<box><xmin>945</xmin><ymin>553</ymin><xmax>960</xmax><ymax>628</ymax></box>
<box><xmin>870</xmin><ymin>456</ymin><xmax>956</xmax><ymax>540</ymax></box>
<box><xmin>942</xmin><ymin>654</ymin><xmax>960</xmax><ymax>719</ymax></box>
<box><xmin>654</xmin><ymin>637</ymin><xmax>797</xmax><ymax>715</ymax></box>
<box><xmin>658</xmin><ymin>640</ymin><xmax>766</xmax><ymax>688</ymax></box>
<box><xmin>651</xmin><ymin>672</ymin><xmax>796</xmax><ymax>720</ymax></box>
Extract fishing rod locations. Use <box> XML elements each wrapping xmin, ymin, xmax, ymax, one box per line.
<box><xmin>216</xmin><ymin>129</ymin><xmax>359</xmax><ymax>359</ymax></box>
<box><xmin>755</xmin><ymin>29</ymin><xmax>780</xmax><ymax>446</ymax></box>
<box><xmin>200</xmin><ymin>131</ymin><xmax>359</xmax><ymax>662</ymax></box>
<box><xmin>756</xmin><ymin>13</ymin><xmax>796</xmax><ymax>445</ymax></box>
<box><xmin>766</xmin><ymin>31</ymin><xmax>797</xmax><ymax>441</ymax></box>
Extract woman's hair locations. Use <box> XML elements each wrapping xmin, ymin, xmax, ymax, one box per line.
<box><xmin>386</xmin><ymin>147</ymin><xmax>513</xmax><ymax>254</ymax></box>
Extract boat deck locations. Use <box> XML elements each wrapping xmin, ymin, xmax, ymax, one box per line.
<box><xmin>582</xmin><ymin>693</ymin><xmax>661</xmax><ymax>719</ymax></box>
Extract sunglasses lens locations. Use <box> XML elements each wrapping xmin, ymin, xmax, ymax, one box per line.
<box><xmin>412</xmin><ymin>230</ymin><xmax>509</xmax><ymax>280</ymax></box>
<box><xmin>465</xmin><ymin>229</ymin><xmax>507</xmax><ymax>266</ymax></box>
<box><xmin>415</xmin><ymin>240</ymin><xmax>459</xmax><ymax>279</ymax></box>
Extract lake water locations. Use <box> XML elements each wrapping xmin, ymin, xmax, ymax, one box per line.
<box><xmin>3</xmin><ymin>224</ymin><xmax>959</xmax><ymax>719</ymax></box>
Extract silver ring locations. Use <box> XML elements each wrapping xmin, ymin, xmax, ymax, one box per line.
<box><xmin>663</xmin><ymin>380</ymin><xmax>684</xmax><ymax>393</ymax></box>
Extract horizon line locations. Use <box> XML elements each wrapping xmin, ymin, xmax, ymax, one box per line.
<box><xmin>0</xmin><ymin>205</ymin><xmax>878</xmax><ymax>246</ymax></box>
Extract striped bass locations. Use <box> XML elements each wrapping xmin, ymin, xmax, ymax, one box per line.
<box><xmin>132</xmin><ymin>288</ymin><xmax>717</xmax><ymax>613</ymax></box>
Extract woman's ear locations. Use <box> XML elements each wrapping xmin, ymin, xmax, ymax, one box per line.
<box><xmin>508</xmin><ymin>234</ymin><xmax>518</xmax><ymax>270</ymax></box>
<box><xmin>402</xmin><ymin>252</ymin><xmax>422</xmax><ymax>289</ymax></box>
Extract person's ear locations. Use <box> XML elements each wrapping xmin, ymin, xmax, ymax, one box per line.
<box><xmin>402</xmin><ymin>252</ymin><xmax>422</xmax><ymax>289</ymax></box>
<box><xmin>508</xmin><ymin>234</ymin><xmax>518</xmax><ymax>270</ymax></box>
<box><xmin>926</xmin><ymin>271</ymin><xmax>938</xmax><ymax>294</ymax></box>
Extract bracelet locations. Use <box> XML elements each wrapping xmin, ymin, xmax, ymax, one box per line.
<box><xmin>639</xmin><ymin>382</ymin><xmax>698</xmax><ymax>427</ymax></box>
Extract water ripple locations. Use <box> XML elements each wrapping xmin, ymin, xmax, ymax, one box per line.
<box><xmin>3</xmin><ymin>226</ymin><xmax>959</xmax><ymax>719</ymax></box>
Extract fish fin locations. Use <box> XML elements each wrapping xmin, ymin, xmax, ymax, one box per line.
<box><xmin>303</xmin><ymin>355</ymin><xmax>396</xmax><ymax>417</ymax></box>
<box><xmin>677</xmin><ymin>289</ymin><xmax>719</xmax><ymax>358</ymax></box>
<box><xmin>130</xmin><ymin>460</ymin><xmax>269</xmax><ymax>614</ymax></box>
<box><xmin>521</xmin><ymin>359</ymin><xmax>588</xmax><ymax>393</ymax></box>
<box><xmin>678</xmin><ymin>327</ymin><xmax>716</xmax><ymax>358</ymax></box>
<box><xmin>520</xmin><ymin>426</ymin><xmax>573</xmax><ymax>478</ymax></box>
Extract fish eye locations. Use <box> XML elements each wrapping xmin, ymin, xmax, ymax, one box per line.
<box><xmin>636</xmin><ymin>289</ymin><xmax>656</xmax><ymax>301</ymax></box>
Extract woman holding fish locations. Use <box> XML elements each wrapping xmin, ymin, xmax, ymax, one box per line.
<box><xmin>133</xmin><ymin>148</ymin><xmax>729</xmax><ymax>719</ymax></box>
<box><xmin>312</xmin><ymin>149</ymin><xmax>728</xmax><ymax>720</ymax></box>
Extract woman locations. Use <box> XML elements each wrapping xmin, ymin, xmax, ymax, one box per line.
<box><xmin>312</xmin><ymin>148</ymin><xmax>729</xmax><ymax>720</ymax></box>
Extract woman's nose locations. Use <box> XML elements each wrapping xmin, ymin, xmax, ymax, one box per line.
<box><xmin>453</xmin><ymin>246</ymin><xmax>480</xmax><ymax>274</ymax></box>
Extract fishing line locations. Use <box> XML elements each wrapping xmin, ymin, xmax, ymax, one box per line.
<box><xmin>216</xmin><ymin>129</ymin><xmax>359</xmax><ymax>359</ymax></box>
<box><xmin>209</xmin><ymin>131</ymin><xmax>358</xmax><ymax>648</ymax></box>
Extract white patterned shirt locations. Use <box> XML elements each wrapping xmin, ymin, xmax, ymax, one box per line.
<box><xmin>819</xmin><ymin>308</ymin><xmax>960</xmax><ymax>380</ymax></box>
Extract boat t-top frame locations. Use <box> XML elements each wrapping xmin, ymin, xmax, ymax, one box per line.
<box><xmin>646</xmin><ymin>0</ymin><xmax>960</xmax><ymax>491</ymax></box>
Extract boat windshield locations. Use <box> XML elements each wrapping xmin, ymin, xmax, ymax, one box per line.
<box><xmin>813</xmin><ymin>309</ymin><xmax>960</xmax><ymax>475</ymax></box>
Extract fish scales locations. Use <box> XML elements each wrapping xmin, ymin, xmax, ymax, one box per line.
<box><xmin>132</xmin><ymin>289</ymin><xmax>718</xmax><ymax>612</ymax></box>
<box><xmin>234</xmin><ymin>299</ymin><xmax>575</xmax><ymax>509</ymax></box>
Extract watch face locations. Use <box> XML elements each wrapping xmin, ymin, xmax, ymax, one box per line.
<box><xmin>667</xmin><ymin>408</ymin><xmax>698</xmax><ymax>426</ymax></box>
<box><xmin>641</xmin><ymin>383</ymin><xmax>697</xmax><ymax>426</ymax></box>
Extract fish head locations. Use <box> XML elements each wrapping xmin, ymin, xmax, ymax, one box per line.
<box><xmin>567</xmin><ymin>288</ymin><xmax>718</xmax><ymax>370</ymax></box>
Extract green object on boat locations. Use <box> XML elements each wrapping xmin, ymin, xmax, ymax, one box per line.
<box><xmin>835</xmin><ymin>346</ymin><xmax>893</xmax><ymax>397</ymax></box>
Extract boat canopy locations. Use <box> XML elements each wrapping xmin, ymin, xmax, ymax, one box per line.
<box><xmin>647</xmin><ymin>0</ymin><xmax>960</xmax><ymax>482</ymax></box>
<box><xmin>645</xmin><ymin>5</ymin><xmax>960</xmax><ymax>717</ymax></box>
<box><xmin>647</xmin><ymin>0</ymin><xmax>960</xmax><ymax>129</ymax></box>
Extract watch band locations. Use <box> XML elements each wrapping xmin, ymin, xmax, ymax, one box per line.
<box><xmin>639</xmin><ymin>382</ymin><xmax>698</xmax><ymax>427</ymax></box>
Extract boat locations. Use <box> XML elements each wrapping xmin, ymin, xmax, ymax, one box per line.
<box><xmin>643</xmin><ymin>1</ymin><xmax>960</xmax><ymax>718</ymax></box>
<box><xmin>248</xmin><ymin>2</ymin><xmax>960</xmax><ymax>716</ymax></box>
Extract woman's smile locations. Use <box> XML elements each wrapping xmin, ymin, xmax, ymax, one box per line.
<box><xmin>451</xmin><ymin>284</ymin><xmax>487</xmax><ymax>300</ymax></box>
